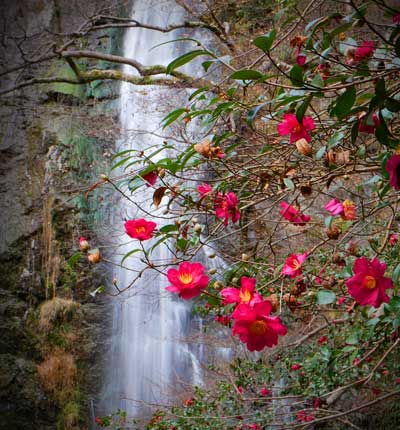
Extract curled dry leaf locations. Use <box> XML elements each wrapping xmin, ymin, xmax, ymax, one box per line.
<box><xmin>295</xmin><ymin>138</ymin><xmax>312</xmax><ymax>156</ymax></box>
<box><xmin>153</xmin><ymin>186</ymin><xmax>167</xmax><ymax>208</ymax></box>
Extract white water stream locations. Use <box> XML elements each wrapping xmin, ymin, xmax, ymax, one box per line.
<box><xmin>101</xmin><ymin>0</ymin><xmax>207</xmax><ymax>419</ymax></box>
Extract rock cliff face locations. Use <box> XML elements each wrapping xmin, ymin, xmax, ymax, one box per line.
<box><xmin>0</xmin><ymin>1</ymin><xmax>128</xmax><ymax>428</ymax></box>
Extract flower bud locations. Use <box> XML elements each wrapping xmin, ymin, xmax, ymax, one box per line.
<box><xmin>295</xmin><ymin>138</ymin><xmax>312</xmax><ymax>156</ymax></box>
<box><xmin>208</xmin><ymin>268</ymin><xmax>217</xmax><ymax>275</ymax></box>
<box><xmin>192</xmin><ymin>217</ymin><xmax>198</xmax><ymax>224</ymax></box>
<box><xmin>79</xmin><ymin>236</ymin><xmax>90</xmax><ymax>252</ymax></box>
<box><xmin>100</xmin><ymin>174</ymin><xmax>109</xmax><ymax>181</ymax></box>
<box><xmin>207</xmin><ymin>253</ymin><xmax>216</xmax><ymax>259</ymax></box>
<box><xmin>158</xmin><ymin>168</ymin><xmax>166</xmax><ymax>178</ymax></box>
<box><xmin>241</xmin><ymin>253</ymin><xmax>249</xmax><ymax>261</ymax></box>
<box><xmin>194</xmin><ymin>223</ymin><xmax>202</xmax><ymax>234</ymax></box>
<box><xmin>88</xmin><ymin>248</ymin><xmax>101</xmax><ymax>264</ymax></box>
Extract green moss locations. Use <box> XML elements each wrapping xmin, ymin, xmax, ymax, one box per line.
<box><xmin>47</xmin><ymin>61</ymin><xmax>87</xmax><ymax>101</ymax></box>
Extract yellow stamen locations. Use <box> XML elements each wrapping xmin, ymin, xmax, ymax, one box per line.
<box><xmin>179</xmin><ymin>273</ymin><xmax>193</xmax><ymax>284</ymax></box>
<box><xmin>249</xmin><ymin>320</ymin><xmax>268</xmax><ymax>336</ymax></box>
<box><xmin>239</xmin><ymin>289</ymin><xmax>252</xmax><ymax>303</ymax></box>
<box><xmin>135</xmin><ymin>226</ymin><xmax>146</xmax><ymax>234</ymax></box>
<box><xmin>363</xmin><ymin>275</ymin><xmax>376</xmax><ymax>289</ymax></box>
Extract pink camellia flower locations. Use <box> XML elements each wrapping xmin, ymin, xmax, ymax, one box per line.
<box><xmin>280</xmin><ymin>202</ymin><xmax>311</xmax><ymax>226</ymax></box>
<box><xmin>198</xmin><ymin>183</ymin><xmax>212</xmax><ymax>198</ymax></box>
<box><xmin>215</xmin><ymin>192</ymin><xmax>241</xmax><ymax>225</ymax></box>
<box><xmin>166</xmin><ymin>262</ymin><xmax>209</xmax><ymax>300</ymax></box>
<box><xmin>394</xmin><ymin>14</ymin><xmax>400</xmax><ymax>24</ymax></box>
<box><xmin>324</xmin><ymin>199</ymin><xmax>344</xmax><ymax>216</ymax></box>
<box><xmin>291</xmin><ymin>363</ymin><xmax>302</xmax><ymax>371</ymax></box>
<box><xmin>124</xmin><ymin>219</ymin><xmax>157</xmax><ymax>241</ymax></box>
<box><xmin>359</xmin><ymin>112</ymin><xmax>380</xmax><ymax>133</ymax></box>
<box><xmin>342</xmin><ymin>199</ymin><xmax>357</xmax><ymax>220</ymax></box>
<box><xmin>346</xmin><ymin>257</ymin><xmax>393</xmax><ymax>308</ymax></box>
<box><xmin>141</xmin><ymin>170</ymin><xmax>158</xmax><ymax>186</ymax></box>
<box><xmin>281</xmin><ymin>252</ymin><xmax>308</xmax><ymax>278</ymax></box>
<box><xmin>260</xmin><ymin>388</ymin><xmax>271</xmax><ymax>396</ymax></box>
<box><xmin>389</xmin><ymin>234</ymin><xmax>398</xmax><ymax>245</ymax></box>
<box><xmin>221</xmin><ymin>277</ymin><xmax>263</xmax><ymax>306</ymax></box>
<box><xmin>354</xmin><ymin>40</ymin><xmax>375</xmax><ymax>62</ymax></box>
<box><xmin>232</xmin><ymin>300</ymin><xmax>287</xmax><ymax>351</ymax></box>
<box><xmin>79</xmin><ymin>236</ymin><xmax>90</xmax><ymax>252</ymax></box>
<box><xmin>386</xmin><ymin>154</ymin><xmax>400</xmax><ymax>190</ymax></box>
<box><xmin>277</xmin><ymin>113</ymin><xmax>316</xmax><ymax>143</ymax></box>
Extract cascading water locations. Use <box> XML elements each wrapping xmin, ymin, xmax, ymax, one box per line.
<box><xmin>101</xmin><ymin>0</ymin><xmax>207</xmax><ymax>419</ymax></box>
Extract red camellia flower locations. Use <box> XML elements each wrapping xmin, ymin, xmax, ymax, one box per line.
<box><xmin>324</xmin><ymin>198</ymin><xmax>344</xmax><ymax>216</ymax></box>
<box><xmin>260</xmin><ymin>388</ymin><xmax>271</xmax><ymax>396</ymax></box>
<box><xmin>166</xmin><ymin>261</ymin><xmax>209</xmax><ymax>300</ymax></box>
<box><xmin>386</xmin><ymin>154</ymin><xmax>400</xmax><ymax>190</ymax></box>
<box><xmin>389</xmin><ymin>233</ymin><xmax>398</xmax><ymax>245</ymax></box>
<box><xmin>221</xmin><ymin>277</ymin><xmax>263</xmax><ymax>306</ymax></box>
<box><xmin>215</xmin><ymin>192</ymin><xmax>241</xmax><ymax>225</ymax></box>
<box><xmin>124</xmin><ymin>219</ymin><xmax>157</xmax><ymax>241</ymax></box>
<box><xmin>318</xmin><ymin>336</ymin><xmax>328</xmax><ymax>345</ymax></box>
<box><xmin>291</xmin><ymin>363</ymin><xmax>302</xmax><ymax>371</ymax></box>
<box><xmin>277</xmin><ymin>113</ymin><xmax>316</xmax><ymax>143</ymax></box>
<box><xmin>394</xmin><ymin>14</ymin><xmax>400</xmax><ymax>24</ymax></box>
<box><xmin>354</xmin><ymin>40</ymin><xmax>375</xmax><ymax>62</ymax></box>
<box><xmin>232</xmin><ymin>300</ymin><xmax>287</xmax><ymax>351</ymax></box>
<box><xmin>280</xmin><ymin>202</ymin><xmax>311</xmax><ymax>225</ymax></box>
<box><xmin>215</xmin><ymin>315</ymin><xmax>232</xmax><ymax>326</ymax></box>
<box><xmin>198</xmin><ymin>183</ymin><xmax>212</xmax><ymax>198</ymax></box>
<box><xmin>359</xmin><ymin>112</ymin><xmax>380</xmax><ymax>133</ymax></box>
<box><xmin>141</xmin><ymin>170</ymin><xmax>158</xmax><ymax>186</ymax></box>
<box><xmin>296</xmin><ymin>52</ymin><xmax>306</xmax><ymax>66</ymax></box>
<box><xmin>346</xmin><ymin>257</ymin><xmax>393</xmax><ymax>308</ymax></box>
<box><xmin>281</xmin><ymin>252</ymin><xmax>308</xmax><ymax>278</ymax></box>
<box><xmin>297</xmin><ymin>410</ymin><xmax>315</xmax><ymax>422</ymax></box>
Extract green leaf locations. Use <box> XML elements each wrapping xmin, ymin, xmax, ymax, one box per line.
<box><xmin>121</xmin><ymin>249</ymin><xmax>141</xmax><ymax>264</ymax></box>
<box><xmin>289</xmin><ymin>64</ymin><xmax>304</xmax><ymax>87</ymax></box>
<box><xmin>316</xmin><ymin>146</ymin><xmax>326</xmax><ymax>160</ymax></box>
<box><xmin>159</xmin><ymin>224</ymin><xmax>179</xmax><ymax>234</ymax></box>
<box><xmin>162</xmin><ymin>108</ymin><xmax>187</xmax><ymax>128</ymax></box>
<box><xmin>375</xmin><ymin>78</ymin><xmax>386</xmax><ymax>99</ymax></box>
<box><xmin>189</xmin><ymin>87</ymin><xmax>209</xmax><ymax>101</ymax></box>
<box><xmin>317</xmin><ymin>289</ymin><xmax>336</xmax><ymax>305</ymax></box>
<box><xmin>385</xmin><ymin>97</ymin><xmax>400</xmax><ymax>113</ymax></box>
<box><xmin>166</xmin><ymin>50</ymin><xmax>211</xmax><ymax>74</ymax></box>
<box><xmin>345</xmin><ymin>333</ymin><xmax>359</xmax><ymax>345</ymax></box>
<box><xmin>393</xmin><ymin>264</ymin><xmax>400</xmax><ymax>285</ymax></box>
<box><xmin>253</xmin><ymin>29</ymin><xmax>277</xmax><ymax>52</ymax></box>
<box><xmin>283</xmin><ymin>178</ymin><xmax>295</xmax><ymax>191</ymax></box>
<box><xmin>351</xmin><ymin>121</ymin><xmax>359</xmax><ymax>144</ymax></box>
<box><xmin>230</xmin><ymin>70</ymin><xmax>264</xmax><ymax>81</ymax></box>
<box><xmin>247</xmin><ymin>103</ymin><xmax>267</xmax><ymax>128</ymax></box>
<box><xmin>333</xmin><ymin>86</ymin><xmax>356</xmax><ymax>118</ymax></box>
<box><xmin>327</xmin><ymin>131</ymin><xmax>344</xmax><ymax>149</ymax></box>
<box><xmin>296</xmin><ymin>95</ymin><xmax>313</xmax><ymax>123</ymax></box>
<box><xmin>67</xmin><ymin>252</ymin><xmax>81</xmax><ymax>268</ymax></box>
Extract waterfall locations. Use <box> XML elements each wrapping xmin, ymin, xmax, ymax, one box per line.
<box><xmin>101</xmin><ymin>0</ymin><xmax>207</xmax><ymax>419</ymax></box>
